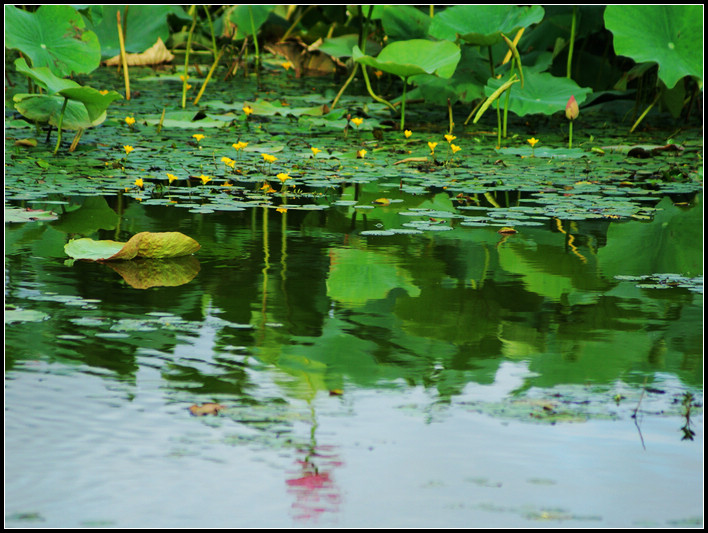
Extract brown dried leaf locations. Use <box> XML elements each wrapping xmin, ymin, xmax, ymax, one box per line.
<box><xmin>189</xmin><ymin>403</ymin><xmax>226</xmax><ymax>416</ymax></box>
<box><xmin>104</xmin><ymin>37</ymin><xmax>175</xmax><ymax>67</ymax></box>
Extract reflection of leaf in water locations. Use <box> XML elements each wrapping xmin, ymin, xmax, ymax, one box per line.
<box><xmin>598</xmin><ymin>196</ymin><xmax>702</xmax><ymax>277</ymax></box>
<box><xmin>51</xmin><ymin>196</ymin><xmax>119</xmax><ymax>234</ymax></box>
<box><xmin>327</xmin><ymin>247</ymin><xmax>420</xmax><ymax>305</ymax></box>
<box><xmin>103</xmin><ymin>256</ymin><xmax>200</xmax><ymax>289</ymax></box>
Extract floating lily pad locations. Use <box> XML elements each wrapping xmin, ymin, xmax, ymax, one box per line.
<box><xmin>64</xmin><ymin>231</ymin><xmax>201</xmax><ymax>261</ymax></box>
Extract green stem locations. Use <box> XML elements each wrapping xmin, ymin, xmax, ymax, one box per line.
<box><xmin>568</xmin><ymin>120</ymin><xmax>573</xmax><ymax>149</ymax></box>
<box><xmin>332</xmin><ymin>63</ymin><xmax>358</xmax><ymax>110</ymax></box>
<box><xmin>400</xmin><ymin>78</ymin><xmax>407</xmax><ymax>131</ymax></box>
<box><xmin>361</xmin><ymin>64</ymin><xmax>396</xmax><ymax>114</ymax></box>
<box><xmin>567</xmin><ymin>6</ymin><xmax>577</xmax><ymax>79</ymax></box>
<box><xmin>203</xmin><ymin>6</ymin><xmax>217</xmax><ymax>60</ymax></box>
<box><xmin>249</xmin><ymin>6</ymin><xmax>260</xmax><ymax>73</ymax></box>
<box><xmin>53</xmin><ymin>97</ymin><xmax>69</xmax><ymax>155</ymax></box>
<box><xmin>182</xmin><ymin>10</ymin><xmax>197</xmax><ymax>109</ymax></box>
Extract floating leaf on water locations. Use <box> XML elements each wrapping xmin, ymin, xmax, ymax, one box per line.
<box><xmin>189</xmin><ymin>403</ymin><xmax>226</xmax><ymax>416</ymax></box>
<box><xmin>64</xmin><ymin>231</ymin><xmax>200</xmax><ymax>261</ymax></box>
<box><xmin>497</xmin><ymin>227</ymin><xmax>518</xmax><ymax>234</ymax></box>
<box><xmin>5</xmin><ymin>308</ymin><xmax>50</xmax><ymax>324</ymax></box>
<box><xmin>5</xmin><ymin>207</ymin><xmax>58</xmax><ymax>223</ymax></box>
<box><xmin>360</xmin><ymin>230</ymin><xmax>396</xmax><ymax>236</ymax></box>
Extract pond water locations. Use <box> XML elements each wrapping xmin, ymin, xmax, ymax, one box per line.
<box><xmin>5</xmin><ymin>65</ymin><xmax>703</xmax><ymax>527</ymax></box>
<box><xmin>5</xmin><ymin>191</ymin><xmax>703</xmax><ymax>527</ymax></box>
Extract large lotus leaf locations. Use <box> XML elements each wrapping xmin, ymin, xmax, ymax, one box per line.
<box><xmin>86</xmin><ymin>5</ymin><xmax>187</xmax><ymax>58</ymax></box>
<box><xmin>5</xmin><ymin>5</ymin><xmax>101</xmax><ymax>77</ymax></box>
<box><xmin>57</xmin><ymin>87</ymin><xmax>123</xmax><ymax>123</ymax></box>
<box><xmin>13</xmin><ymin>94</ymin><xmax>106</xmax><ymax>130</ymax></box>
<box><xmin>14</xmin><ymin>58</ymin><xmax>81</xmax><ymax>94</ymax></box>
<box><xmin>484</xmin><ymin>68</ymin><xmax>593</xmax><ymax>117</ymax></box>
<box><xmin>377</xmin><ymin>5</ymin><xmax>431</xmax><ymax>41</ymax></box>
<box><xmin>353</xmin><ymin>39</ymin><xmax>461</xmax><ymax>80</ymax></box>
<box><xmin>428</xmin><ymin>5</ymin><xmax>545</xmax><ymax>46</ymax></box>
<box><xmin>409</xmin><ymin>46</ymin><xmax>489</xmax><ymax>105</ymax></box>
<box><xmin>65</xmin><ymin>232</ymin><xmax>201</xmax><ymax>261</ymax></box>
<box><xmin>604</xmin><ymin>5</ymin><xmax>703</xmax><ymax>89</ymax></box>
<box><xmin>317</xmin><ymin>34</ymin><xmax>381</xmax><ymax>59</ymax></box>
<box><xmin>228</xmin><ymin>5</ymin><xmax>275</xmax><ymax>40</ymax></box>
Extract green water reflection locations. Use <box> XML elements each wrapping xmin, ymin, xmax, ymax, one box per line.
<box><xmin>6</xmin><ymin>191</ymin><xmax>702</xmax><ymax>400</ymax></box>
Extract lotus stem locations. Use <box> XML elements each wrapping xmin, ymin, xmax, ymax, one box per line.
<box><xmin>361</xmin><ymin>64</ymin><xmax>397</xmax><ymax>114</ymax></box>
<box><xmin>182</xmin><ymin>11</ymin><xmax>197</xmax><ymax>108</ymax></box>
<box><xmin>249</xmin><ymin>7</ymin><xmax>260</xmax><ymax>73</ymax></box>
<box><xmin>630</xmin><ymin>91</ymin><xmax>661</xmax><ymax>133</ymax></box>
<box><xmin>116</xmin><ymin>10</ymin><xmax>130</xmax><ymax>100</ymax></box>
<box><xmin>400</xmin><ymin>78</ymin><xmax>407</xmax><ymax>131</ymax></box>
<box><xmin>194</xmin><ymin>47</ymin><xmax>224</xmax><ymax>105</ymax></box>
<box><xmin>567</xmin><ymin>6</ymin><xmax>577</xmax><ymax>79</ymax></box>
<box><xmin>53</xmin><ymin>97</ymin><xmax>68</xmax><ymax>155</ymax></box>
<box><xmin>69</xmin><ymin>128</ymin><xmax>84</xmax><ymax>152</ymax></box>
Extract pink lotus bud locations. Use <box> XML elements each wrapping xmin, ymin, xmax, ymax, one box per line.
<box><xmin>565</xmin><ymin>95</ymin><xmax>579</xmax><ymax>121</ymax></box>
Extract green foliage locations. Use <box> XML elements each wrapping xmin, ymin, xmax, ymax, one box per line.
<box><xmin>5</xmin><ymin>4</ymin><xmax>101</xmax><ymax>77</ymax></box>
<box><xmin>484</xmin><ymin>66</ymin><xmax>593</xmax><ymax>117</ymax></box>
<box><xmin>353</xmin><ymin>39</ymin><xmax>461</xmax><ymax>80</ymax></box>
<box><xmin>84</xmin><ymin>5</ymin><xmax>188</xmax><ymax>58</ymax></box>
<box><xmin>428</xmin><ymin>5</ymin><xmax>545</xmax><ymax>46</ymax></box>
<box><xmin>11</xmin><ymin>58</ymin><xmax>122</xmax><ymax>131</ymax></box>
<box><xmin>604</xmin><ymin>5</ymin><xmax>703</xmax><ymax>89</ymax></box>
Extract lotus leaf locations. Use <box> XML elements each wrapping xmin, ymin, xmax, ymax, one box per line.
<box><xmin>428</xmin><ymin>5</ymin><xmax>545</xmax><ymax>46</ymax></box>
<box><xmin>5</xmin><ymin>5</ymin><xmax>101</xmax><ymax>76</ymax></box>
<box><xmin>484</xmin><ymin>68</ymin><xmax>592</xmax><ymax>117</ymax></box>
<box><xmin>604</xmin><ymin>5</ymin><xmax>703</xmax><ymax>89</ymax></box>
<box><xmin>352</xmin><ymin>39</ymin><xmax>461</xmax><ymax>80</ymax></box>
<box><xmin>65</xmin><ymin>232</ymin><xmax>201</xmax><ymax>261</ymax></box>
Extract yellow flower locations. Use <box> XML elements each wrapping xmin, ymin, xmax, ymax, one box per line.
<box><xmin>125</xmin><ymin>116</ymin><xmax>136</xmax><ymax>126</ymax></box>
<box><xmin>262</xmin><ymin>153</ymin><xmax>277</xmax><ymax>164</ymax></box>
<box><xmin>134</xmin><ymin>178</ymin><xmax>144</xmax><ymax>188</ymax></box>
<box><xmin>232</xmin><ymin>141</ymin><xmax>248</xmax><ymax>151</ymax></box>
<box><xmin>276</xmin><ymin>207</ymin><xmax>288</xmax><ymax>213</ymax></box>
<box><xmin>374</xmin><ymin>70</ymin><xmax>383</xmax><ymax>79</ymax></box>
<box><xmin>99</xmin><ymin>90</ymin><xmax>109</xmax><ymax>95</ymax></box>
<box><xmin>123</xmin><ymin>145</ymin><xmax>134</xmax><ymax>155</ymax></box>
<box><xmin>404</xmin><ymin>130</ymin><xmax>412</xmax><ymax>139</ymax></box>
<box><xmin>310</xmin><ymin>147</ymin><xmax>321</xmax><ymax>156</ymax></box>
<box><xmin>451</xmin><ymin>144</ymin><xmax>461</xmax><ymax>154</ymax></box>
<box><xmin>276</xmin><ymin>173</ymin><xmax>291</xmax><ymax>183</ymax></box>
<box><xmin>167</xmin><ymin>172</ymin><xmax>178</xmax><ymax>184</ymax></box>
<box><xmin>193</xmin><ymin>134</ymin><xmax>205</xmax><ymax>142</ymax></box>
<box><xmin>428</xmin><ymin>141</ymin><xmax>438</xmax><ymax>153</ymax></box>
<box><xmin>357</xmin><ymin>149</ymin><xmax>367</xmax><ymax>158</ymax></box>
<box><xmin>261</xmin><ymin>183</ymin><xmax>276</xmax><ymax>193</ymax></box>
<box><xmin>444</xmin><ymin>134</ymin><xmax>456</xmax><ymax>143</ymax></box>
<box><xmin>243</xmin><ymin>105</ymin><xmax>254</xmax><ymax>116</ymax></box>
<box><xmin>281</xmin><ymin>61</ymin><xmax>293</xmax><ymax>70</ymax></box>
<box><xmin>199</xmin><ymin>174</ymin><xmax>211</xmax><ymax>185</ymax></box>
<box><xmin>221</xmin><ymin>156</ymin><xmax>236</xmax><ymax>169</ymax></box>
<box><xmin>222</xmin><ymin>181</ymin><xmax>233</xmax><ymax>187</ymax></box>
<box><xmin>351</xmin><ymin>117</ymin><xmax>364</xmax><ymax>127</ymax></box>
<box><xmin>527</xmin><ymin>137</ymin><xmax>539</xmax><ymax>148</ymax></box>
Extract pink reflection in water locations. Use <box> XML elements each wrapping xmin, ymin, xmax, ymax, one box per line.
<box><xmin>286</xmin><ymin>445</ymin><xmax>343</xmax><ymax>523</ymax></box>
